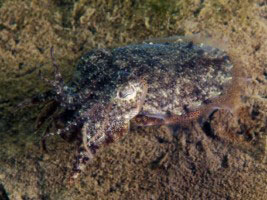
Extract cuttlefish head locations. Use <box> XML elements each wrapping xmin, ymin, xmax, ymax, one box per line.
<box><xmin>82</xmin><ymin>77</ymin><xmax>148</xmax><ymax>149</ymax></box>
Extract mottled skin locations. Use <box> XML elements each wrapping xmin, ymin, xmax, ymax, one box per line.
<box><xmin>39</xmin><ymin>39</ymin><xmax>233</xmax><ymax>183</ymax></box>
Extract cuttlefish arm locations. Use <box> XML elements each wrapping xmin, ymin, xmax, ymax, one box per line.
<box><xmin>68</xmin><ymin>79</ymin><xmax>148</xmax><ymax>184</ymax></box>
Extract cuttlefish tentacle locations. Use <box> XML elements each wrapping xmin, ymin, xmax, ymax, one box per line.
<box><xmin>133</xmin><ymin>109</ymin><xmax>202</xmax><ymax>127</ymax></box>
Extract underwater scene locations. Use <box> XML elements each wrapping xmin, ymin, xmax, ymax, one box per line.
<box><xmin>0</xmin><ymin>0</ymin><xmax>266</xmax><ymax>199</ymax></box>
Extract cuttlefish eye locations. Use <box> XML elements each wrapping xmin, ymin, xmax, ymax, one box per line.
<box><xmin>117</xmin><ymin>84</ymin><xmax>136</xmax><ymax>100</ymax></box>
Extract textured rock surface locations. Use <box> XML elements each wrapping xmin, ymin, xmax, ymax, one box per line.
<box><xmin>0</xmin><ymin>0</ymin><xmax>266</xmax><ymax>199</ymax></box>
